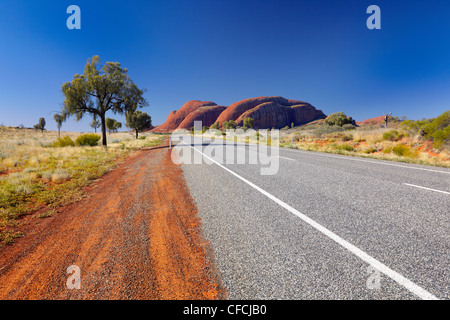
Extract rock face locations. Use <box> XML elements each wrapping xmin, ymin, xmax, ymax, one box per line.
<box><xmin>219</xmin><ymin>96</ymin><xmax>326</xmax><ymax>129</ymax></box>
<box><xmin>152</xmin><ymin>96</ymin><xmax>326</xmax><ymax>132</ymax></box>
<box><xmin>178</xmin><ymin>105</ymin><xmax>227</xmax><ymax>130</ymax></box>
<box><xmin>151</xmin><ymin>100</ymin><xmax>217</xmax><ymax>132</ymax></box>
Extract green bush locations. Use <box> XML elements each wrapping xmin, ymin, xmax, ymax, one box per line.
<box><xmin>210</xmin><ymin>121</ymin><xmax>220</xmax><ymax>130</ymax></box>
<box><xmin>335</xmin><ymin>143</ymin><xmax>354</xmax><ymax>152</ymax></box>
<box><xmin>323</xmin><ymin>112</ymin><xmax>354</xmax><ymax>127</ymax></box>
<box><xmin>382</xmin><ymin>130</ymin><xmax>400</xmax><ymax>141</ymax></box>
<box><xmin>341</xmin><ymin>134</ymin><xmax>353</xmax><ymax>142</ymax></box>
<box><xmin>243</xmin><ymin>117</ymin><xmax>254</xmax><ymax>129</ymax></box>
<box><xmin>364</xmin><ymin>147</ymin><xmax>377</xmax><ymax>154</ymax></box>
<box><xmin>392</xmin><ymin>144</ymin><xmax>416</xmax><ymax>158</ymax></box>
<box><xmin>222</xmin><ymin>120</ymin><xmax>236</xmax><ymax>130</ymax></box>
<box><xmin>75</xmin><ymin>134</ymin><xmax>101</xmax><ymax>146</ymax></box>
<box><xmin>52</xmin><ymin>136</ymin><xmax>75</xmax><ymax>147</ymax></box>
<box><xmin>431</xmin><ymin>126</ymin><xmax>450</xmax><ymax>149</ymax></box>
<box><xmin>382</xmin><ymin>146</ymin><xmax>392</xmax><ymax>154</ymax></box>
<box><xmin>383</xmin><ymin>144</ymin><xmax>417</xmax><ymax>158</ymax></box>
<box><xmin>402</xmin><ymin>111</ymin><xmax>449</xmax><ymax>147</ymax></box>
<box><xmin>342</xmin><ymin>124</ymin><xmax>356</xmax><ymax>131</ymax></box>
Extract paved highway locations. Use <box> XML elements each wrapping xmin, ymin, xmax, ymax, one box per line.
<box><xmin>175</xmin><ymin>136</ymin><xmax>449</xmax><ymax>299</ymax></box>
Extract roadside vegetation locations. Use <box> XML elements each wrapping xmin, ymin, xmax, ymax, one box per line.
<box><xmin>279</xmin><ymin>111</ymin><xmax>449</xmax><ymax>168</ymax></box>
<box><xmin>0</xmin><ymin>126</ymin><xmax>165</xmax><ymax>244</ymax></box>
<box><xmin>0</xmin><ymin>55</ymin><xmax>158</xmax><ymax>245</ymax></box>
<box><xmin>195</xmin><ymin>111</ymin><xmax>449</xmax><ymax>167</ymax></box>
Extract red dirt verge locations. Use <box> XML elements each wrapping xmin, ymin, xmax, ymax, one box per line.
<box><xmin>0</xmin><ymin>146</ymin><xmax>226</xmax><ymax>299</ymax></box>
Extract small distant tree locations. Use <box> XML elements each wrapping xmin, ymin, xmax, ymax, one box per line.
<box><xmin>106</xmin><ymin>118</ymin><xmax>118</xmax><ymax>134</ymax></box>
<box><xmin>223</xmin><ymin>120</ymin><xmax>236</xmax><ymax>130</ymax></box>
<box><xmin>210</xmin><ymin>121</ymin><xmax>220</xmax><ymax>130</ymax></box>
<box><xmin>243</xmin><ymin>117</ymin><xmax>254</xmax><ymax>129</ymax></box>
<box><xmin>113</xmin><ymin>121</ymin><xmax>122</xmax><ymax>132</ymax></box>
<box><xmin>125</xmin><ymin>110</ymin><xmax>152</xmax><ymax>139</ymax></box>
<box><xmin>34</xmin><ymin>117</ymin><xmax>46</xmax><ymax>133</ymax></box>
<box><xmin>53</xmin><ymin>113</ymin><xmax>65</xmax><ymax>138</ymax></box>
<box><xmin>90</xmin><ymin>119</ymin><xmax>101</xmax><ymax>133</ymax></box>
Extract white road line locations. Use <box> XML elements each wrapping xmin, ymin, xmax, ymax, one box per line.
<box><xmin>283</xmin><ymin>148</ymin><xmax>450</xmax><ymax>175</ymax></box>
<box><xmin>279</xmin><ymin>156</ymin><xmax>296</xmax><ymax>161</ymax></box>
<box><xmin>404</xmin><ymin>183</ymin><xmax>450</xmax><ymax>195</ymax></box>
<box><xmin>189</xmin><ymin>145</ymin><xmax>439</xmax><ymax>300</ymax></box>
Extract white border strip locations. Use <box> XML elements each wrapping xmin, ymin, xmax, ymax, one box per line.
<box><xmin>284</xmin><ymin>148</ymin><xmax>450</xmax><ymax>174</ymax></box>
<box><xmin>404</xmin><ymin>183</ymin><xmax>450</xmax><ymax>195</ymax></box>
<box><xmin>188</xmin><ymin>145</ymin><xmax>439</xmax><ymax>300</ymax></box>
<box><xmin>279</xmin><ymin>156</ymin><xmax>296</xmax><ymax>161</ymax></box>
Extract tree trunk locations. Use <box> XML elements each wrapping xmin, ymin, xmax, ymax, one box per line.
<box><xmin>58</xmin><ymin>127</ymin><xmax>60</xmax><ymax>138</ymax></box>
<box><xmin>100</xmin><ymin>113</ymin><xmax>107</xmax><ymax>147</ymax></box>
<box><xmin>135</xmin><ymin>130</ymin><xmax>138</xmax><ymax>139</ymax></box>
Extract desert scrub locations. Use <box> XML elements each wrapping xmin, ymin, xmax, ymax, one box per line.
<box><xmin>363</xmin><ymin>146</ymin><xmax>378</xmax><ymax>154</ymax></box>
<box><xmin>382</xmin><ymin>130</ymin><xmax>407</xmax><ymax>141</ymax></box>
<box><xmin>382</xmin><ymin>143</ymin><xmax>417</xmax><ymax>158</ymax></box>
<box><xmin>336</xmin><ymin>143</ymin><xmax>355</xmax><ymax>152</ymax></box>
<box><xmin>52</xmin><ymin>136</ymin><xmax>75</xmax><ymax>147</ymax></box>
<box><xmin>75</xmin><ymin>133</ymin><xmax>101</xmax><ymax>146</ymax></box>
<box><xmin>392</xmin><ymin>144</ymin><xmax>417</xmax><ymax>158</ymax></box>
<box><xmin>0</xmin><ymin>128</ymin><xmax>141</xmax><ymax>244</ymax></box>
<box><xmin>0</xmin><ymin>147</ymin><xmax>126</xmax><ymax>244</ymax></box>
<box><xmin>0</xmin><ymin>230</ymin><xmax>24</xmax><ymax>244</ymax></box>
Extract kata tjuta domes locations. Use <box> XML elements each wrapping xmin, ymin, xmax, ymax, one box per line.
<box><xmin>151</xmin><ymin>96</ymin><xmax>326</xmax><ymax>132</ymax></box>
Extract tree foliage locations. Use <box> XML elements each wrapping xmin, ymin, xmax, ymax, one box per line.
<box><xmin>105</xmin><ymin>118</ymin><xmax>122</xmax><ymax>133</ymax></box>
<box><xmin>243</xmin><ymin>117</ymin><xmax>254</xmax><ymax>129</ymax></box>
<box><xmin>90</xmin><ymin>119</ymin><xmax>101</xmax><ymax>133</ymax></box>
<box><xmin>34</xmin><ymin>117</ymin><xmax>46</xmax><ymax>132</ymax></box>
<box><xmin>53</xmin><ymin>113</ymin><xmax>65</xmax><ymax>137</ymax></box>
<box><xmin>125</xmin><ymin>110</ymin><xmax>152</xmax><ymax>139</ymax></box>
<box><xmin>323</xmin><ymin>112</ymin><xmax>353</xmax><ymax>127</ymax></box>
<box><xmin>222</xmin><ymin>120</ymin><xmax>236</xmax><ymax>130</ymax></box>
<box><xmin>210</xmin><ymin>121</ymin><xmax>220</xmax><ymax>130</ymax></box>
<box><xmin>61</xmin><ymin>55</ymin><xmax>148</xmax><ymax>146</ymax></box>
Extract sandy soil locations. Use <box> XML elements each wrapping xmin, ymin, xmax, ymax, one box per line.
<box><xmin>0</xmin><ymin>146</ymin><xmax>226</xmax><ymax>299</ymax></box>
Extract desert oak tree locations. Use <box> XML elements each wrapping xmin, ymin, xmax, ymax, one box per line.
<box><xmin>125</xmin><ymin>110</ymin><xmax>152</xmax><ymax>139</ymax></box>
<box><xmin>34</xmin><ymin>117</ymin><xmax>46</xmax><ymax>133</ymax></box>
<box><xmin>53</xmin><ymin>113</ymin><xmax>65</xmax><ymax>138</ymax></box>
<box><xmin>61</xmin><ymin>55</ymin><xmax>148</xmax><ymax>146</ymax></box>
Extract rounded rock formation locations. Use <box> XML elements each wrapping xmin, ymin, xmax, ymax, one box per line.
<box><xmin>151</xmin><ymin>100</ymin><xmax>217</xmax><ymax>132</ymax></box>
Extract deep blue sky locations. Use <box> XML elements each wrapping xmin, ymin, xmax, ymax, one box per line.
<box><xmin>0</xmin><ymin>0</ymin><xmax>449</xmax><ymax>132</ymax></box>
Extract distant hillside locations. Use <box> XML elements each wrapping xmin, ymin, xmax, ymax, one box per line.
<box><xmin>356</xmin><ymin>115</ymin><xmax>385</xmax><ymax>126</ymax></box>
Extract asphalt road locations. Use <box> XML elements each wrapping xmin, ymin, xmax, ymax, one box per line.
<box><xmin>175</xmin><ymin>136</ymin><xmax>449</xmax><ymax>300</ymax></box>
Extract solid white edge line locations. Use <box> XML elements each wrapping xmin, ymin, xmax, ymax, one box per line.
<box><xmin>278</xmin><ymin>156</ymin><xmax>296</xmax><ymax>161</ymax></box>
<box><xmin>404</xmin><ymin>183</ymin><xmax>450</xmax><ymax>195</ymax></box>
<box><xmin>186</xmin><ymin>144</ymin><xmax>439</xmax><ymax>300</ymax></box>
<box><xmin>203</xmin><ymin>138</ymin><xmax>450</xmax><ymax>174</ymax></box>
<box><xmin>283</xmin><ymin>148</ymin><xmax>450</xmax><ymax>174</ymax></box>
